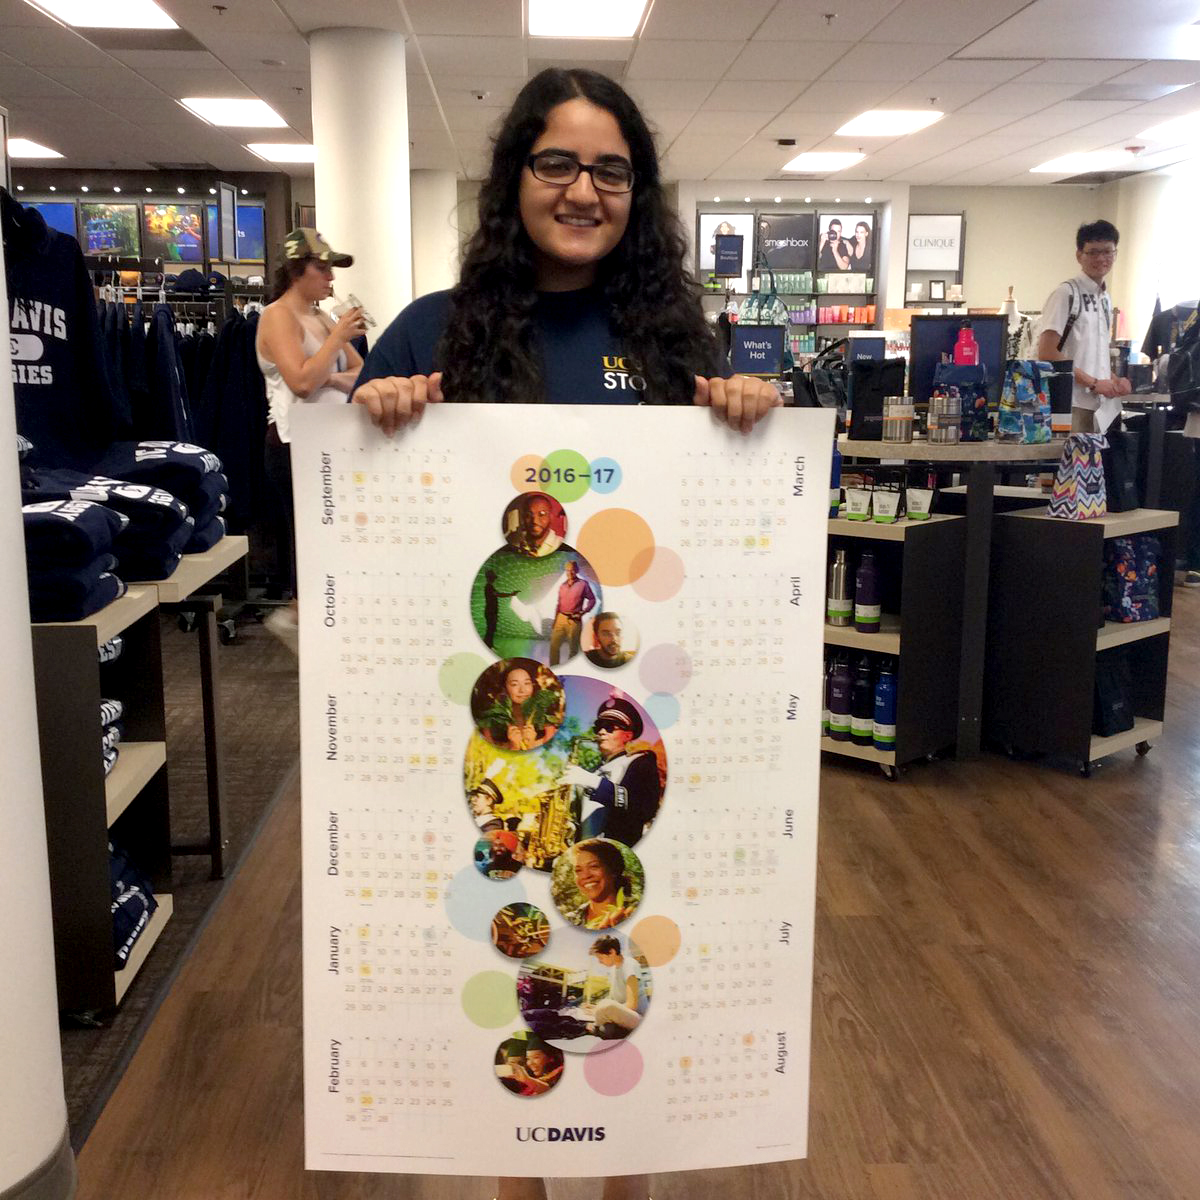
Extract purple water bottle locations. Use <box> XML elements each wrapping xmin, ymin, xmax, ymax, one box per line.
<box><xmin>855</xmin><ymin>552</ymin><xmax>881</xmax><ymax>633</ymax></box>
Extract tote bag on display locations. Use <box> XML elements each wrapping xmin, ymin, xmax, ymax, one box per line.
<box><xmin>997</xmin><ymin>359</ymin><xmax>1053</xmax><ymax>444</ymax></box>
<box><xmin>1047</xmin><ymin>432</ymin><xmax>1107</xmax><ymax>519</ymax></box>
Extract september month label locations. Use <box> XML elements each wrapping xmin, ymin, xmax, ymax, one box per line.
<box><xmin>292</xmin><ymin>403</ymin><xmax>831</xmax><ymax>1177</ymax></box>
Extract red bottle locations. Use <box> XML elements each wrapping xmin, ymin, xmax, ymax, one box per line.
<box><xmin>953</xmin><ymin>324</ymin><xmax>979</xmax><ymax>366</ymax></box>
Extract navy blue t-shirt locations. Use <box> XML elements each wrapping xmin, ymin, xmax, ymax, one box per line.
<box><xmin>356</xmin><ymin>287</ymin><xmax>726</xmax><ymax>403</ymax></box>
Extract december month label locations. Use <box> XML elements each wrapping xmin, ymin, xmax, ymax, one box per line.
<box><xmin>292</xmin><ymin>403</ymin><xmax>832</xmax><ymax>1177</ymax></box>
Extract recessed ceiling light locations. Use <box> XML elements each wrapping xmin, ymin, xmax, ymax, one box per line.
<box><xmin>247</xmin><ymin>142</ymin><xmax>318</xmax><ymax>163</ymax></box>
<box><xmin>181</xmin><ymin>97</ymin><xmax>287</xmax><ymax>128</ymax></box>
<box><xmin>774</xmin><ymin>196</ymin><xmax>782</xmax><ymax>203</ymax></box>
<box><xmin>113</xmin><ymin>186</ymin><xmax>121</xmax><ymax>192</ymax></box>
<box><xmin>835</xmin><ymin>197</ymin><xmax>841</xmax><ymax>202</ymax></box>
<box><xmin>145</xmin><ymin>186</ymin><xmax>152</xmax><ymax>192</ymax></box>
<box><xmin>835</xmin><ymin>110</ymin><xmax>944</xmax><ymax>137</ymax></box>
<box><xmin>22</xmin><ymin>0</ymin><xmax>176</xmax><ymax>29</ymax></box>
<box><xmin>48</xmin><ymin>185</ymin><xmax>56</xmax><ymax>191</ymax></box>
<box><xmin>16</xmin><ymin>185</ymin><xmax>24</xmax><ymax>191</ymax></box>
<box><xmin>1137</xmin><ymin>111</ymin><xmax>1200</xmax><ymax>144</ymax></box>
<box><xmin>80</xmin><ymin>185</ymin><xmax>89</xmax><ymax>192</ymax></box>
<box><xmin>240</xmin><ymin>188</ymin><xmax>248</xmax><ymax>195</ymax></box>
<box><xmin>177</xmin><ymin>186</ymin><xmax>185</xmax><ymax>194</ymax></box>
<box><xmin>864</xmin><ymin>196</ymin><xmax>872</xmax><ymax>203</ymax></box>
<box><xmin>1030</xmin><ymin>150</ymin><xmax>1134</xmax><ymax>174</ymax></box>
<box><xmin>528</xmin><ymin>0</ymin><xmax>648</xmax><ymax>37</ymax></box>
<box><xmin>782</xmin><ymin>151</ymin><xmax>865</xmax><ymax>173</ymax></box>
<box><xmin>712</xmin><ymin>195</ymin><xmax>720</xmax><ymax>202</ymax></box>
<box><xmin>7</xmin><ymin>137</ymin><xmax>63</xmax><ymax>159</ymax></box>
<box><xmin>804</xmin><ymin>196</ymin><xmax>811</xmax><ymax>203</ymax></box>
<box><xmin>209</xmin><ymin>187</ymin><xmax>217</xmax><ymax>194</ymax></box>
<box><xmin>743</xmin><ymin>195</ymin><xmax>751</xmax><ymax>202</ymax></box>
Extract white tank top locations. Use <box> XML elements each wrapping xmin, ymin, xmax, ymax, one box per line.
<box><xmin>257</xmin><ymin>317</ymin><xmax>348</xmax><ymax>444</ymax></box>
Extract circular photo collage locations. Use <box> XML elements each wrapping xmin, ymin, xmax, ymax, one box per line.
<box><xmin>494</xmin><ymin>1031</ymin><xmax>564</xmax><ymax>1098</ymax></box>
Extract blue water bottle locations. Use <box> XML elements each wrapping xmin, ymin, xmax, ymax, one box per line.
<box><xmin>830</xmin><ymin>437</ymin><xmax>842</xmax><ymax>518</ymax></box>
<box><xmin>873</xmin><ymin>660</ymin><xmax>897</xmax><ymax>752</ymax></box>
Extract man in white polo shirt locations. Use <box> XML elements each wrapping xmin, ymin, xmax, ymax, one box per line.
<box><xmin>1036</xmin><ymin>219</ymin><xmax>1131</xmax><ymax>433</ymax></box>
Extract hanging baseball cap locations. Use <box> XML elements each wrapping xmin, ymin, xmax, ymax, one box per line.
<box><xmin>282</xmin><ymin>227</ymin><xmax>353</xmax><ymax>267</ymax></box>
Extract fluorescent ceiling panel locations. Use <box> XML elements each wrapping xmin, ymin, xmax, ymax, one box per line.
<box><xmin>1139</xmin><ymin>111</ymin><xmax>1200</xmax><ymax>143</ymax></box>
<box><xmin>7</xmin><ymin>137</ymin><xmax>63</xmax><ymax>157</ymax></box>
<box><xmin>528</xmin><ymin>0</ymin><xmax>648</xmax><ymax>38</ymax></box>
<box><xmin>836</xmin><ymin>110</ymin><xmax>944</xmax><ymax>137</ymax></box>
<box><xmin>247</xmin><ymin>142</ymin><xmax>317</xmax><ymax>163</ymax></box>
<box><xmin>181</xmin><ymin>97</ymin><xmax>287</xmax><ymax>127</ymax></box>
<box><xmin>1029</xmin><ymin>150</ymin><xmax>1136</xmax><ymax>174</ymax></box>
<box><xmin>23</xmin><ymin>0</ymin><xmax>176</xmax><ymax>28</ymax></box>
<box><xmin>781</xmin><ymin>151</ymin><xmax>865</xmax><ymax>172</ymax></box>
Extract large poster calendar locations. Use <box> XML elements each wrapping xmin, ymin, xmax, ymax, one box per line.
<box><xmin>293</xmin><ymin>403</ymin><xmax>832</xmax><ymax>1177</ymax></box>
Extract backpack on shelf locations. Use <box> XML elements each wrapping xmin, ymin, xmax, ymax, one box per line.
<box><xmin>1102</xmin><ymin>534</ymin><xmax>1161</xmax><ymax>623</ymax></box>
<box><xmin>1047</xmin><ymin>433</ymin><xmax>1107</xmax><ymax>519</ymax></box>
<box><xmin>997</xmin><ymin>359</ymin><xmax>1053</xmax><ymax>444</ymax></box>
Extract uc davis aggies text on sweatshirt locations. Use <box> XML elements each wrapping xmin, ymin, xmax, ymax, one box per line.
<box><xmin>2</xmin><ymin>189</ymin><xmax>128</xmax><ymax>469</ymax></box>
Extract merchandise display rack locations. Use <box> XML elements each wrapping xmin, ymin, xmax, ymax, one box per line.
<box><xmin>824</xmin><ymin>513</ymin><xmax>966</xmax><ymax>777</ymax></box>
<box><xmin>985</xmin><ymin>508</ymin><xmax>1178</xmax><ymax>774</ymax></box>
<box><xmin>31</xmin><ymin>585</ymin><xmax>173</xmax><ymax>1012</ymax></box>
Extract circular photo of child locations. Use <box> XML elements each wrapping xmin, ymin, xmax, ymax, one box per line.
<box><xmin>517</xmin><ymin>926</ymin><xmax>652</xmax><ymax>1055</ymax></box>
<box><xmin>494</xmin><ymin>1032</ymin><xmax>564</xmax><ymax>1098</ymax></box>
<box><xmin>491</xmin><ymin>902</ymin><xmax>552</xmax><ymax>960</ymax></box>
<box><xmin>502</xmin><ymin>492</ymin><xmax>566</xmax><ymax>558</ymax></box>
<box><xmin>551</xmin><ymin>838</ymin><xmax>644</xmax><ymax>930</ymax></box>
<box><xmin>470</xmin><ymin>658</ymin><xmax>565</xmax><ymax>752</ymax></box>
<box><xmin>583</xmin><ymin>611</ymin><xmax>639</xmax><ymax>669</ymax></box>
<box><xmin>474</xmin><ymin>829</ymin><xmax>525</xmax><ymax>880</ymax></box>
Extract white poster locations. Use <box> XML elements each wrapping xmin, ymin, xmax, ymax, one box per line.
<box><xmin>697</xmin><ymin>212</ymin><xmax>756</xmax><ymax>293</ymax></box>
<box><xmin>907</xmin><ymin>213</ymin><xmax>963</xmax><ymax>272</ymax></box>
<box><xmin>293</xmin><ymin>403</ymin><xmax>831</xmax><ymax>1178</ymax></box>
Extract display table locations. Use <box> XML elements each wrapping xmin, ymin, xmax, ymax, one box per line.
<box><xmin>128</xmin><ymin>534</ymin><xmax>249</xmax><ymax>878</ymax></box>
<box><xmin>839</xmin><ymin>437</ymin><xmax>1066</xmax><ymax>758</ymax></box>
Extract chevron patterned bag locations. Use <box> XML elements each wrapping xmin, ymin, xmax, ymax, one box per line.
<box><xmin>1047</xmin><ymin>433</ymin><xmax>1108</xmax><ymax>519</ymax></box>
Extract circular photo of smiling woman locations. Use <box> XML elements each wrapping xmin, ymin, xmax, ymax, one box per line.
<box><xmin>550</xmin><ymin>838</ymin><xmax>644</xmax><ymax>931</ymax></box>
<box><xmin>470</xmin><ymin>658</ymin><xmax>565</xmax><ymax>752</ymax></box>
<box><xmin>502</xmin><ymin>492</ymin><xmax>567</xmax><ymax>558</ymax></box>
<box><xmin>494</xmin><ymin>1032</ymin><xmax>565</xmax><ymax>1098</ymax></box>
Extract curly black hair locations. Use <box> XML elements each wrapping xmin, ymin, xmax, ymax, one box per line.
<box><xmin>436</xmin><ymin>68</ymin><xmax>721</xmax><ymax>405</ymax></box>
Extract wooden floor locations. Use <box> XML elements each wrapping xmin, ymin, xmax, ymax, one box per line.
<box><xmin>76</xmin><ymin>588</ymin><xmax>1200</xmax><ymax>1200</ymax></box>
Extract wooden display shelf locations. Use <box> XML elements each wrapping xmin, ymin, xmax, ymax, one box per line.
<box><xmin>824</xmin><ymin>612</ymin><xmax>901</xmax><ymax>653</ymax></box>
<box><xmin>820</xmin><ymin>735</ymin><xmax>895</xmax><ymax>766</ymax></box>
<box><xmin>138</xmin><ymin>534</ymin><xmax>249</xmax><ymax>603</ymax></box>
<box><xmin>943</xmin><ymin>484</ymin><xmax>1048</xmax><ymax>500</ymax></box>
<box><xmin>1008</xmin><ymin>508</ymin><xmax>1179</xmax><ymax>539</ymax></box>
<box><xmin>113</xmin><ymin>893</ymin><xmax>173</xmax><ymax>1005</ymax></box>
<box><xmin>1096</xmin><ymin>617</ymin><xmax>1171</xmax><ymax>651</ymax></box>
<box><xmin>829</xmin><ymin>513</ymin><xmax>962</xmax><ymax>541</ymax></box>
<box><xmin>35</xmin><ymin>584</ymin><xmax>157</xmax><ymax>646</ymax></box>
<box><xmin>105</xmin><ymin>741</ymin><xmax>167</xmax><ymax>826</ymax></box>
<box><xmin>1089</xmin><ymin>718</ymin><xmax>1163</xmax><ymax>763</ymax></box>
<box><xmin>840</xmin><ymin>436</ymin><xmax>1067</xmax><ymax>463</ymax></box>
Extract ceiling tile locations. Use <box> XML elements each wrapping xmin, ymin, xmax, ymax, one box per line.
<box><xmin>961</xmin><ymin>81</ymin><xmax>1084</xmax><ymax>115</ymax></box>
<box><xmin>426</xmin><ymin>76</ymin><xmax>522</xmax><ymax>108</ymax></box>
<box><xmin>407</xmin><ymin>106</ymin><xmax>451</xmax><ymax>133</ymax></box>
<box><xmin>628</xmin><ymin>40</ymin><xmax>741</xmax><ymax>80</ymax></box>
<box><xmin>644</xmin><ymin>0</ymin><xmax>775</xmax><ymax>40</ymax></box>
<box><xmin>1110</xmin><ymin>60</ymin><xmax>1200</xmax><ymax>86</ymax></box>
<box><xmin>167</xmin><ymin>0</ymin><xmax>296</xmax><ymax>35</ymax></box>
<box><xmin>403</xmin><ymin>0</ymin><xmax>521</xmax><ymax>37</ymax></box>
<box><xmin>528</xmin><ymin>38</ymin><xmax>633</xmax><ymax>63</ymax></box>
<box><xmin>877</xmin><ymin>79</ymin><xmax>1000</xmax><ymax>111</ymax></box>
<box><xmin>627</xmin><ymin>79</ymin><xmax>719</xmax><ymax>109</ymax></box>
<box><xmin>822</xmin><ymin>42</ymin><xmax>962</xmax><ymax>82</ymax></box>
<box><xmin>932</xmin><ymin>57</ymin><xmax>1041</xmax><ymax>82</ymax></box>
<box><xmin>274</xmin><ymin>0</ymin><xmax>406</xmax><ymax>34</ymax></box>
<box><xmin>1016</xmin><ymin>58</ymin><xmax>1142</xmax><ymax>84</ymax></box>
<box><xmin>993</xmin><ymin>99</ymin><xmax>1139</xmax><ymax>141</ymax></box>
<box><xmin>787</xmin><ymin>84</ymin><xmax>895</xmax><ymax>114</ymax></box>
<box><xmin>865</xmin><ymin>0</ymin><xmax>1031</xmax><ymax>45</ymax></box>
<box><xmin>0</xmin><ymin>59</ymin><xmax>77</xmax><ymax>99</ymax></box>
<box><xmin>701</xmin><ymin>80</ymin><xmax>806</xmax><ymax>112</ymax></box>
<box><xmin>416</xmin><ymin>35</ymin><xmax>526</xmax><ymax>77</ymax></box>
<box><xmin>1125</xmin><ymin>84</ymin><xmax>1200</xmax><ymax>115</ymax></box>
<box><xmin>725</xmin><ymin>41</ymin><xmax>852</xmax><ymax>82</ymax></box>
<box><xmin>680</xmin><ymin>111</ymin><xmax>778</xmax><ymax>138</ymax></box>
<box><xmin>110</xmin><ymin>49</ymin><xmax>227</xmax><ymax>70</ymax></box>
<box><xmin>440</xmin><ymin>104</ymin><xmax>507</xmax><ymax>135</ymax></box>
<box><xmin>762</xmin><ymin>112</ymin><xmax>857</xmax><ymax>138</ymax></box>
<box><xmin>753</xmin><ymin>1</ymin><xmax>903</xmax><ymax>42</ymax></box>
<box><xmin>2</xmin><ymin>24</ymin><xmax>111</xmax><ymax>67</ymax></box>
<box><xmin>137</xmin><ymin>66</ymin><xmax>250</xmax><ymax>98</ymax></box>
<box><xmin>0</xmin><ymin>0</ymin><xmax>53</xmax><ymax>25</ymax></box>
<box><xmin>190</xmin><ymin>30</ymin><xmax>311</xmax><ymax>71</ymax></box>
<box><xmin>39</xmin><ymin>63</ymin><xmax>164</xmax><ymax>101</ymax></box>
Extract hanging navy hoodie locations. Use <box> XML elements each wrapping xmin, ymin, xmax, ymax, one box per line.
<box><xmin>2</xmin><ymin>189</ymin><xmax>127</xmax><ymax>467</ymax></box>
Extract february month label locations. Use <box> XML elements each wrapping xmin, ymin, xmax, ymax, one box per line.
<box><xmin>292</xmin><ymin>403</ymin><xmax>832</xmax><ymax>1177</ymax></box>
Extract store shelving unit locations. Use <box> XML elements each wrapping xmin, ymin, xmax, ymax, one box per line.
<box><xmin>31</xmin><ymin>586</ymin><xmax>173</xmax><ymax>1011</ymax></box>
<box><xmin>823</xmin><ymin>513</ymin><xmax>966</xmax><ymax>776</ymax></box>
<box><xmin>984</xmin><ymin>508</ymin><xmax>1178</xmax><ymax>773</ymax></box>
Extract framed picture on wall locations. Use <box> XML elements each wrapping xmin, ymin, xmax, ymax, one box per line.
<box><xmin>142</xmin><ymin>203</ymin><xmax>204</xmax><ymax>263</ymax></box>
<box><xmin>757</xmin><ymin>212</ymin><xmax>816</xmax><ymax>271</ymax></box>
<box><xmin>697</xmin><ymin>212</ymin><xmax>754</xmax><ymax>293</ymax></box>
<box><xmin>929</xmin><ymin>279</ymin><xmax>946</xmax><ymax>301</ymax></box>
<box><xmin>816</xmin><ymin>212</ymin><xmax>874</xmax><ymax>275</ymax></box>
<box><xmin>295</xmin><ymin>203</ymin><xmax>316</xmax><ymax>228</ymax></box>
<box><xmin>78</xmin><ymin>202</ymin><xmax>141</xmax><ymax>256</ymax></box>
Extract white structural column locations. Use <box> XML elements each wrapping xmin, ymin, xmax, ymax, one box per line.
<box><xmin>309</xmin><ymin>27</ymin><xmax>412</xmax><ymax>326</ymax></box>
<box><xmin>410</xmin><ymin>169</ymin><xmax>461</xmax><ymax>298</ymax></box>
<box><xmin>0</xmin><ymin>238</ymin><xmax>76</xmax><ymax>1197</ymax></box>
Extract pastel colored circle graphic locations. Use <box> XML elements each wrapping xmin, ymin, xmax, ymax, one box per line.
<box><xmin>584</xmin><ymin>1040</ymin><xmax>643</xmax><ymax>1095</ymax></box>
<box><xmin>575</xmin><ymin>509</ymin><xmax>655</xmax><ymax>587</ymax></box>
<box><xmin>629</xmin><ymin>915</ymin><xmax>682</xmax><ymax>967</ymax></box>
<box><xmin>643</xmin><ymin>692</ymin><xmax>681</xmax><ymax>730</ymax></box>
<box><xmin>589</xmin><ymin>457</ymin><xmax>623</xmax><ymax>494</ymax></box>
<box><xmin>462</xmin><ymin>971</ymin><xmax>519</xmax><ymax>1028</ymax></box>
<box><xmin>638</xmin><ymin>643</ymin><xmax>693</xmax><ymax>695</ymax></box>
<box><xmin>540</xmin><ymin>449</ymin><xmax>592</xmax><ymax>503</ymax></box>
<box><xmin>444</xmin><ymin>864</ymin><xmax>525</xmax><ymax>941</ymax></box>
<box><xmin>511</xmin><ymin>455</ymin><xmax>545</xmax><ymax>493</ymax></box>
<box><xmin>439</xmin><ymin>652</ymin><xmax>490</xmax><ymax>705</ymax></box>
<box><xmin>630</xmin><ymin>546</ymin><xmax>686</xmax><ymax>602</ymax></box>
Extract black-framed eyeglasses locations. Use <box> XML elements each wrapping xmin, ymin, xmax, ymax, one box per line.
<box><xmin>527</xmin><ymin>152</ymin><xmax>635</xmax><ymax>194</ymax></box>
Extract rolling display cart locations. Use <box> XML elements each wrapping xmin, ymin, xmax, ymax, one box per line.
<box><xmin>985</xmin><ymin>508</ymin><xmax>1178</xmax><ymax>774</ymax></box>
<box><xmin>824</xmin><ymin>513</ymin><xmax>966</xmax><ymax>777</ymax></box>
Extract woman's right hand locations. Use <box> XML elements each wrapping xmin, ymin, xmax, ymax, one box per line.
<box><xmin>352</xmin><ymin>373</ymin><xmax>444</xmax><ymax>436</ymax></box>
<box><xmin>333</xmin><ymin>307</ymin><xmax>367</xmax><ymax>343</ymax></box>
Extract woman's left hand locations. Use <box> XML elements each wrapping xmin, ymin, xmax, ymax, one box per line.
<box><xmin>693</xmin><ymin>375</ymin><xmax>781</xmax><ymax>434</ymax></box>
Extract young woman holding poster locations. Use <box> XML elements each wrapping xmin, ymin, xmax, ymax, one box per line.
<box><xmin>353</xmin><ymin>67</ymin><xmax>779</xmax><ymax>1200</ymax></box>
